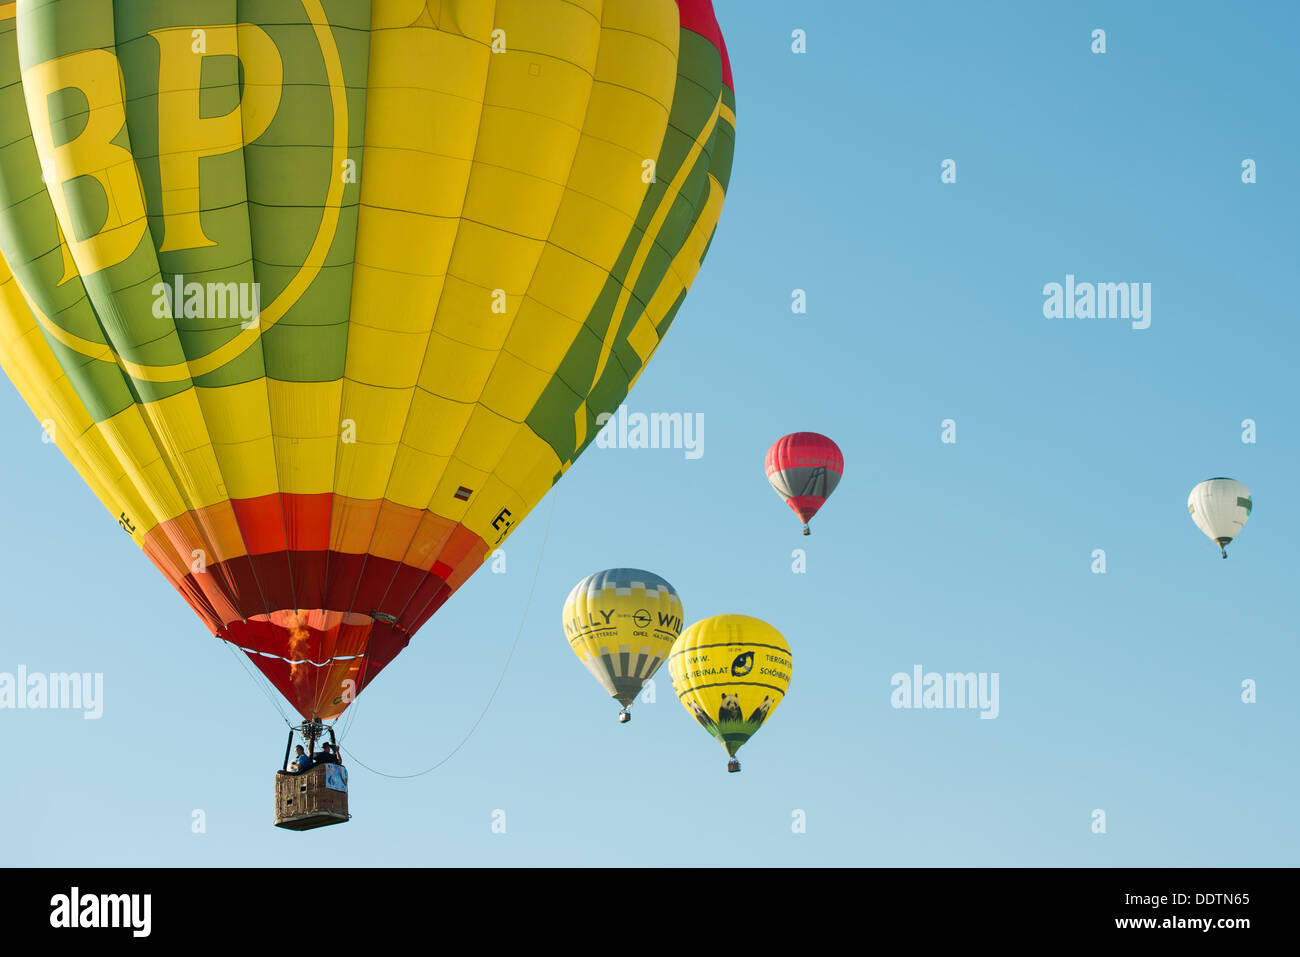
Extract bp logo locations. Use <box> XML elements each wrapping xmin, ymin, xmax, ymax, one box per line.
<box><xmin>731</xmin><ymin>651</ymin><xmax>754</xmax><ymax>677</ymax></box>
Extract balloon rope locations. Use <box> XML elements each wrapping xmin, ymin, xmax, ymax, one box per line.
<box><xmin>335</xmin><ymin>692</ymin><xmax>360</xmax><ymax>743</ymax></box>
<box><xmin>339</xmin><ymin>490</ymin><xmax>558</xmax><ymax>779</ymax></box>
<box><xmin>223</xmin><ymin>639</ymin><xmax>294</xmax><ymax>727</ymax></box>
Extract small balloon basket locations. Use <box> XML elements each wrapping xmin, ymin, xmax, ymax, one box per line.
<box><xmin>274</xmin><ymin>764</ymin><xmax>350</xmax><ymax>831</ymax></box>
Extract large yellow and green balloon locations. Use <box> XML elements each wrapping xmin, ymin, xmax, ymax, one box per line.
<box><xmin>563</xmin><ymin>568</ymin><xmax>683</xmax><ymax>721</ymax></box>
<box><xmin>668</xmin><ymin>615</ymin><xmax>792</xmax><ymax>771</ymax></box>
<box><xmin>0</xmin><ymin>0</ymin><xmax>735</xmax><ymax>721</ymax></box>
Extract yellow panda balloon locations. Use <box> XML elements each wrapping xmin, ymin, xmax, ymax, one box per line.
<box><xmin>668</xmin><ymin>615</ymin><xmax>792</xmax><ymax>772</ymax></box>
<box><xmin>563</xmin><ymin>569</ymin><xmax>684</xmax><ymax>722</ymax></box>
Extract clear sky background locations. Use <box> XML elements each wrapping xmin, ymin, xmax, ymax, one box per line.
<box><xmin>2</xmin><ymin>0</ymin><xmax>1297</xmax><ymax>867</ymax></box>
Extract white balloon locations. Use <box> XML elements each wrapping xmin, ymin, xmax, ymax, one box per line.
<box><xmin>1188</xmin><ymin>478</ymin><xmax>1252</xmax><ymax>558</ymax></box>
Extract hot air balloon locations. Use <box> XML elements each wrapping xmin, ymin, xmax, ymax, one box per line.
<box><xmin>1188</xmin><ymin>478</ymin><xmax>1252</xmax><ymax>558</ymax></box>
<box><xmin>765</xmin><ymin>432</ymin><xmax>843</xmax><ymax>535</ymax></box>
<box><xmin>0</xmin><ymin>0</ymin><xmax>736</xmax><ymax>824</ymax></box>
<box><xmin>668</xmin><ymin>614</ymin><xmax>791</xmax><ymax>772</ymax></box>
<box><xmin>563</xmin><ymin>569</ymin><xmax>683</xmax><ymax>722</ymax></box>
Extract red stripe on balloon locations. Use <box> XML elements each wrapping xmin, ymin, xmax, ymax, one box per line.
<box><xmin>676</xmin><ymin>0</ymin><xmax>734</xmax><ymax>90</ymax></box>
<box><xmin>765</xmin><ymin>432</ymin><xmax>844</xmax><ymax>476</ymax></box>
<box><xmin>161</xmin><ymin>549</ymin><xmax>465</xmax><ymax>631</ymax></box>
<box><xmin>785</xmin><ymin>494</ymin><xmax>828</xmax><ymax>524</ymax></box>
<box><xmin>140</xmin><ymin>491</ymin><xmax>491</xmax><ymax>718</ymax></box>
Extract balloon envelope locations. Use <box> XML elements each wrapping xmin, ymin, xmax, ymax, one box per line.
<box><xmin>563</xmin><ymin>568</ymin><xmax>683</xmax><ymax>710</ymax></box>
<box><xmin>0</xmin><ymin>1</ymin><xmax>735</xmax><ymax>719</ymax></box>
<box><xmin>1188</xmin><ymin>478</ymin><xmax>1252</xmax><ymax>555</ymax></box>
<box><xmin>669</xmin><ymin>614</ymin><xmax>791</xmax><ymax>758</ymax></box>
<box><xmin>765</xmin><ymin>432</ymin><xmax>843</xmax><ymax>531</ymax></box>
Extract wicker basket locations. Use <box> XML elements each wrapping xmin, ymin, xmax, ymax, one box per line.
<box><xmin>274</xmin><ymin>764</ymin><xmax>350</xmax><ymax>830</ymax></box>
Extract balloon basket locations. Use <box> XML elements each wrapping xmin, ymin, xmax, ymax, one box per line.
<box><xmin>618</xmin><ymin>710</ymin><xmax>631</xmax><ymax>724</ymax></box>
<box><xmin>727</xmin><ymin>759</ymin><xmax>741</xmax><ymax>773</ymax></box>
<box><xmin>801</xmin><ymin>526</ymin><xmax>810</xmax><ymax>536</ymax></box>
<box><xmin>274</xmin><ymin>765</ymin><xmax>350</xmax><ymax>831</ymax></box>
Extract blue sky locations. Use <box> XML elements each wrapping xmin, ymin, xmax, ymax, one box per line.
<box><xmin>2</xmin><ymin>0</ymin><xmax>1297</xmax><ymax>866</ymax></box>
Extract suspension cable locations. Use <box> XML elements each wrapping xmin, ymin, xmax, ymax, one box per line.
<box><xmin>339</xmin><ymin>492</ymin><xmax>558</xmax><ymax>779</ymax></box>
<box><xmin>223</xmin><ymin>638</ymin><xmax>294</xmax><ymax>727</ymax></box>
